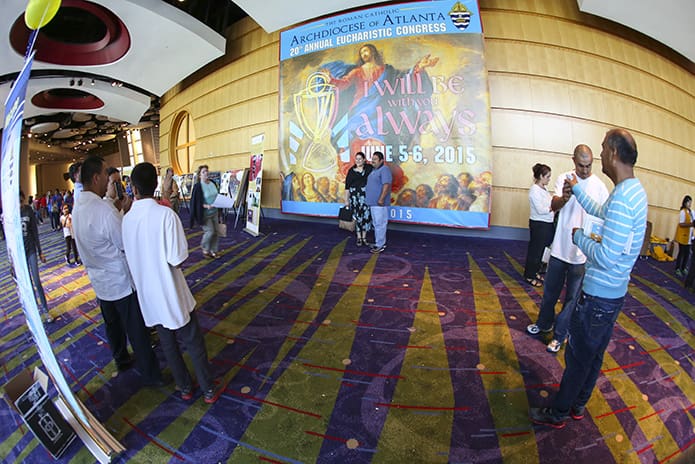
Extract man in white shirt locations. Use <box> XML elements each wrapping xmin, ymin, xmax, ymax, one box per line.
<box><xmin>526</xmin><ymin>145</ymin><xmax>609</xmax><ymax>353</ymax></box>
<box><xmin>122</xmin><ymin>162</ymin><xmax>219</xmax><ymax>404</ymax></box>
<box><xmin>72</xmin><ymin>156</ymin><xmax>164</xmax><ymax>386</ymax></box>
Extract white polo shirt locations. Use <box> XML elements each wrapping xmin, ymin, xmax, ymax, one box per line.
<box><xmin>72</xmin><ymin>190</ymin><xmax>134</xmax><ymax>301</ymax></box>
<box><xmin>550</xmin><ymin>171</ymin><xmax>609</xmax><ymax>264</ymax></box>
<box><xmin>122</xmin><ymin>198</ymin><xmax>195</xmax><ymax>330</ymax></box>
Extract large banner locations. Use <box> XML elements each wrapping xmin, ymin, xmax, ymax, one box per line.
<box><xmin>279</xmin><ymin>0</ymin><xmax>492</xmax><ymax>228</ymax></box>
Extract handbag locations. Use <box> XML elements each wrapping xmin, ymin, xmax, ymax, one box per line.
<box><xmin>338</xmin><ymin>206</ymin><xmax>355</xmax><ymax>232</ymax></box>
<box><xmin>216</xmin><ymin>220</ymin><xmax>228</xmax><ymax>237</ymax></box>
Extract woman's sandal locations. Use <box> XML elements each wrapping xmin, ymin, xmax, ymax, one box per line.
<box><xmin>526</xmin><ymin>277</ymin><xmax>543</xmax><ymax>287</ymax></box>
<box><xmin>535</xmin><ymin>273</ymin><xmax>545</xmax><ymax>282</ymax></box>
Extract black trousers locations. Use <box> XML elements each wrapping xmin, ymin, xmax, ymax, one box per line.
<box><xmin>524</xmin><ymin>219</ymin><xmax>554</xmax><ymax>279</ymax></box>
<box><xmin>99</xmin><ymin>292</ymin><xmax>162</xmax><ymax>383</ymax></box>
<box><xmin>155</xmin><ymin>312</ymin><xmax>213</xmax><ymax>392</ymax></box>
<box><xmin>675</xmin><ymin>243</ymin><xmax>690</xmax><ymax>272</ymax></box>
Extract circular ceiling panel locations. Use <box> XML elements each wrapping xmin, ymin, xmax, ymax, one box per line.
<box><xmin>31</xmin><ymin>89</ymin><xmax>104</xmax><ymax>110</ymax></box>
<box><xmin>9</xmin><ymin>0</ymin><xmax>130</xmax><ymax>66</ymax></box>
<box><xmin>52</xmin><ymin>129</ymin><xmax>80</xmax><ymax>139</ymax></box>
<box><xmin>30</xmin><ymin>122</ymin><xmax>60</xmax><ymax>133</ymax></box>
<box><xmin>82</xmin><ymin>143</ymin><xmax>98</xmax><ymax>150</ymax></box>
<box><xmin>72</xmin><ymin>112</ymin><xmax>93</xmax><ymax>122</ymax></box>
<box><xmin>94</xmin><ymin>134</ymin><xmax>116</xmax><ymax>142</ymax></box>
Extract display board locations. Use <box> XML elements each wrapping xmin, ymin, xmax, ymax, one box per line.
<box><xmin>244</xmin><ymin>134</ymin><xmax>265</xmax><ymax>236</ymax></box>
<box><xmin>279</xmin><ymin>0</ymin><xmax>492</xmax><ymax>228</ymax></box>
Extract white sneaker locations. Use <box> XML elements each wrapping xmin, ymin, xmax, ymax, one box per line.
<box><xmin>547</xmin><ymin>339</ymin><xmax>562</xmax><ymax>353</ymax></box>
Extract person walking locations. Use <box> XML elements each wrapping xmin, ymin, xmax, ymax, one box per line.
<box><xmin>189</xmin><ymin>165</ymin><xmax>220</xmax><ymax>258</ymax></box>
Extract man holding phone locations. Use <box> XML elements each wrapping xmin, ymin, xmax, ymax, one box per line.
<box><xmin>106</xmin><ymin>167</ymin><xmax>130</xmax><ymax>213</ymax></box>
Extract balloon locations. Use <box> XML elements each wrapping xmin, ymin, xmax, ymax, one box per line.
<box><xmin>24</xmin><ymin>0</ymin><xmax>62</xmax><ymax>30</ymax></box>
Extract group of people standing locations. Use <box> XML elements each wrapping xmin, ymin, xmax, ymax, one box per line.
<box><xmin>19</xmin><ymin>157</ymin><xmax>221</xmax><ymax>403</ymax></box>
<box><xmin>523</xmin><ymin>129</ymin><xmax>648</xmax><ymax>431</ymax></box>
<box><xmin>343</xmin><ymin>150</ymin><xmax>392</xmax><ymax>253</ymax></box>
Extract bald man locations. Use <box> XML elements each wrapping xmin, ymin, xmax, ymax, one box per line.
<box><xmin>526</xmin><ymin>145</ymin><xmax>609</xmax><ymax>354</ymax></box>
<box><xmin>531</xmin><ymin>128</ymin><xmax>648</xmax><ymax>428</ymax></box>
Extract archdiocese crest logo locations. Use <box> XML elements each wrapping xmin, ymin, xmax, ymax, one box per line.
<box><xmin>449</xmin><ymin>1</ymin><xmax>472</xmax><ymax>30</ymax></box>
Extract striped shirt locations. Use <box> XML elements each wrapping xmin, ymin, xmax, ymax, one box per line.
<box><xmin>572</xmin><ymin>178</ymin><xmax>648</xmax><ymax>299</ymax></box>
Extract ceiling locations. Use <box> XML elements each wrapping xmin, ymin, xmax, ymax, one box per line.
<box><xmin>1</xmin><ymin>0</ymin><xmax>692</xmax><ymax>165</ymax></box>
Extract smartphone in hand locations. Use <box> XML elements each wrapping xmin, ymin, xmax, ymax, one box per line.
<box><xmin>115</xmin><ymin>181</ymin><xmax>124</xmax><ymax>200</ymax></box>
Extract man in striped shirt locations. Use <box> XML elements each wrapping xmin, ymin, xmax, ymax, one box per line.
<box><xmin>531</xmin><ymin>128</ymin><xmax>648</xmax><ymax>428</ymax></box>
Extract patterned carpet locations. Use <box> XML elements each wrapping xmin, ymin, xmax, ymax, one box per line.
<box><xmin>0</xmin><ymin>213</ymin><xmax>693</xmax><ymax>463</ymax></box>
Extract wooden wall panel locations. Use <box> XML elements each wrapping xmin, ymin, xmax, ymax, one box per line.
<box><xmin>159</xmin><ymin>0</ymin><xmax>694</xmax><ymax>238</ymax></box>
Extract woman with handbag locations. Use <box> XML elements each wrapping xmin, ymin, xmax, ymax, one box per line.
<box><xmin>344</xmin><ymin>152</ymin><xmax>373</xmax><ymax>246</ymax></box>
<box><xmin>189</xmin><ymin>165</ymin><xmax>220</xmax><ymax>258</ymax></box>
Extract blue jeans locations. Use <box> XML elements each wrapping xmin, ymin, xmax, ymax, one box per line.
<box><xmin>26</xmin><ymin>251</ymin><xmax>48</xmax><ymax>313</ymax></box>
<box><xmin>535</xmin><ymin>256</ymin><xmax>584</xmax><ymax>342</ymax></box>
<box><xmin>553</xmin><ymin>292</ymin><xmax>624</xmax><ymax>414</ymax></box>
<box><xmin>370</xmin><ymin>206</ymin><xmax>388</xmax><ymax>248</ymax></box>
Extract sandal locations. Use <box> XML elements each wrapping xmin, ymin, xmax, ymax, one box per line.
<box><xmin>356</xmin><ymin>238</ymin><xmax>363</xmax><ymax>246</ymax></box>
<box><xmin>526</xmin><ymin>278</ymin><xmax>543</xmax><ymax>288</ymax></box>
<box><xmin>535</xmin><ymin>273</ymin><xmax>545</xmax><ymax>282</ymax></box>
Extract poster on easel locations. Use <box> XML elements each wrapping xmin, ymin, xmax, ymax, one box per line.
<box><xmin>244</xmin><ymin>134</ymin><xmax>265</xmax><ymax>236</ymax></box>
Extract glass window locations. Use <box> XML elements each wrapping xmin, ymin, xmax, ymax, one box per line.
<box><xmin>171</xmin><ymin>111</ymin><xmax>196</xmax><ymax>174</ymax></box>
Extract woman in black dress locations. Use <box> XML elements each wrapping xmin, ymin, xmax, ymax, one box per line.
<box><xmin>344</xmin><ymin>152</ymin><xmax>373</xmax><ymax>246</ymax></box>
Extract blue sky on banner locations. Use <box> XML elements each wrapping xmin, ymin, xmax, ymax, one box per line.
<box><xmin>280</xmin><ymin>1</ymin><xmax>482</xmax><ymax>61</ymax></box>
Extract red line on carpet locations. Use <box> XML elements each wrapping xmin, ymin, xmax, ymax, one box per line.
<box><xmin>636</xmin><ymin>443</ymin><xmax>654</xmax><ymax>455</ymax></box>
<box><xmin>638</xmin><ymin>409</ymin><xmax>664</xmax><ymax>421</ymax></box>
<box><xmin>595</xmin><ymin>405</ymin><xmax>636</xmax><ymax>419</ymax></box>
<box><xmin>259</xmin><ymin>456</ymin><xmax>286</xmax><ymax>463</ymax></box>
<box><xmin>466</xmin><ymin>321</ymin><xmax>505</xmax><ymax>326</ymax></box>
<box><xmin>525</xmin><ymin>383</ymin><xmax>560</xmax><ymax>389</ymax></box>
<box><xmin>396</xmin><ymin>345</ymin><xmax>432</xmax><ymax>349</ymax></box>
<box><xmin>639</xmin><ymin>345</ymin><xmax>671</xmax><ymax>354</ymax></box>
<box><xmin>477</xmin><ymin>371</ymin><xmax>507</xmax><ymax>375</ymax></box>
<box><xmin>294</xmin><ymin>320</ymin><xmax>322</xmax><ymax>326</ymax></box>
<box><xmin>501</xmin><ymin>431</ymin><xmax>531</xmax><ymax>438</ymax></box>
<box><xmin>229</xmin><ymin>390</ymin><xmax>322</xmax><ymax>419</ymax></box>
<box><xmin>658</xmin><ymin>437</ymin><xmax>695</xmax><ymax>464</ymax></box>
<box><xmin>374</xmin><ymin>402</ymin><xmax>470</xmax><ymax>411</ymax></box>
<box><xmin>305</xmin><ymin>430</ymin><xmax>348</xmax><ymax>442</ymax></box>
<box><xmin>303</xmin><ymin>362</ymin><xmax>406</xmax><ymax>379</ymax></box>
<box><xmin>601</xmin><ymin>361</ymin><xmax>646</xmax><ymax>373</ymax></box>
<box><xmin>614</xmin><ymin>337</ymin><xmax>635</xmax><ymax>342</ymax></box>
<box><xmin>78</xmin><ymin>309</ymin><xmax>97</xmax><ymax>324</ymax></box>
<box><xmin>351</xmin><ymin>320</ymin><xmax>374</xmax><ymax>327</ymax></box>
<box><xmin>684</xmin><ymin>403</ymin><xmax>695</xmax><ymax>411</ymax></box>
<box><xmin>122</xmin><ymin>416</ymin><xmax>185</xmax><ymax>460</ymax></box>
